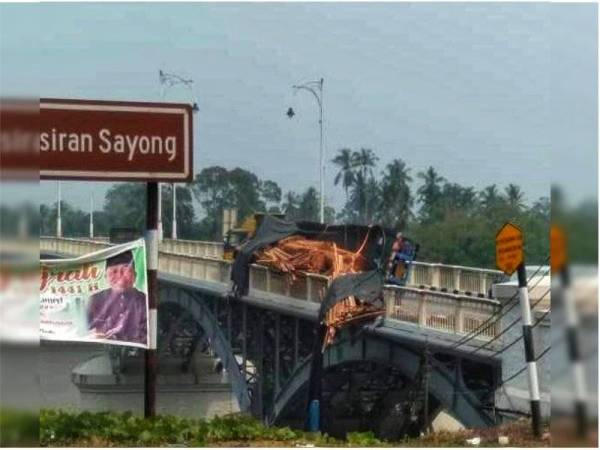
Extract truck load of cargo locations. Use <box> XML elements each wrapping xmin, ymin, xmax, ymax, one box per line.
<box><xmin>229</xmin><ymin>215</ymin><xmax>418</xmax><ymax>350</ymax></box>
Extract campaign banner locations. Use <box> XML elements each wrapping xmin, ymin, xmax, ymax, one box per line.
<box><xmin>40</xmin><ymin>239</ymin><xmax>149</xmax><ymax>348</ymax></box>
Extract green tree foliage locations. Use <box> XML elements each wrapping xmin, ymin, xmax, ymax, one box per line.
<box><xmin>298</xmin><ymin>187</ymin><xmax>319</xmax><ymax>222</ymax></box>
<box><xmin>329</xmin><ymin>148</ymin><xmax>550</xmax><ymax>268</ymax></box>
<box><xmin>162</xmin><ymin>184</ymin><xmax>197</xmax><ymax>239</ymax></box>
<box><xmin>379</xmin><ymin>158</ymin><xmax>413</xmax><ymax>230</ymax></box>
<box><xmin>416</xmin><ymin>166</ymin><xmax>445</xmax><ymax>223</ymax></box>
<box><xmin>103</xmin><ymin>183</ymin><xmax>147</xmax><ymax>232</ymax></box>
<box><xmin>260</xmin><ymin>180</ymin><xmax>282</xmax><ymax>212</ymax></box>
<box><xmin>39</xmin><ymin>150</ymin><xmax>556</xmax><ymax>269</ymax></box>
<box><xmin>191</xmin><ymin>166</ymin><xmax>282</xmax><ymax>240</ymax></box>
<box><xmin>282</xmin><ymin>191</ymin><xmax>300</xmax><ymax>220</ymax></box>
<box><xmin>332</xmin><ymin>147</ymin><xmax>356</xmax><ymax>202</ymax></box>
<box><xmin>39</xmin><ymin>201</ymin><xmax>91</xmax><ymax>237</ymax></box>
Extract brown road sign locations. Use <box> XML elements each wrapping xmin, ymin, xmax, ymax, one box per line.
<box><xmin>40</xmin><ymin>98</ymin><xmax>193</xmax><ymax>182</ymax></box>
<box><xmin>550</xmin><ymin>225</ymin><xmax>567</xmax><ymax>273</ymax></box>
<box><xmin>496</xmin><ymin>222</ymin><xmax>524</xmax><ymax>275</ymax></box>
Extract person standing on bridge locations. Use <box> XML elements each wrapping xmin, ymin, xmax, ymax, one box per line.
<box><xmin>87</xmin><ymin>251</ymin><xmax>148</xmax><ymax>346</ymax></box>
<box><xmin>387</xmin><ymin>232</ymin><xmax>412</xmax><ymax>283</ymax></box>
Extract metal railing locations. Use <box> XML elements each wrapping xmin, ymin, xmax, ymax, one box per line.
<box><xmin>40</xmin><ymin>237</ymin><xmax>502</xmax><ymax>339</ymax></box>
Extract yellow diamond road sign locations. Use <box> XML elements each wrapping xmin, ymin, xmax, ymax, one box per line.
<box><xmin>550</xmin><ymin>225</ymin><xmax>567</xmax><ymax>273</ymax></box>
<box><xmin>496</xmin><ymin>223</ymin><xmax>524</xmax><ymax>275</ymax></box>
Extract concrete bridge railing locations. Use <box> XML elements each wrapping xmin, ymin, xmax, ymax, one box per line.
<box><xmin>384</xmin><ymin>285</ymin><xmax>500</xmax><ymax>339</ymax></box>
<box><xmin>42</xmin><ymin>237</ymin><xmax>504</xmax><ymax>297</ymax></box>
<box><xmin>409</xmin><ymin>261</ymin><xmax>505</xmax><ymax>297</ymax></box>
<box><xmin>40</xmin><ymin>237</ymin><xmax>501</xmax><ymax>340</ymax></box>
<box><xmin>40</xmin><ymin>237</ymin><xmax>110</xmax><ymax>257</ymax></box>
<box><xmin>161</xmin><ymin>239</ymin><xmax>224</xmax><ymax>259</ymax></box>
<box><xmin>47</xmin><ymin>236</ymin><xmax>224</xmax><ymax>259</ymax></box>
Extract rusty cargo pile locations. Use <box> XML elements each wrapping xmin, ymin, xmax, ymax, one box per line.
<box><xmin>253</xmin><ymin>234</ymin><xmax>383</xmax><ymax>350</ymax></box>
<box><xmin>254</xmin><ymin>235</ymin><xmax>368</xmax><ymax>278</ymax></box>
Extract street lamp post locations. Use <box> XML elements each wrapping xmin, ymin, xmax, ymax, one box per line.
<box><xmin>56</xmin><ymin>180</ymin><xmax>62</xmax><ymax>237</ymax></box>
<box><xmin>289</xmin><ymin>78</ymin><xmax>325</xmax><ymax>223</ymax></box>
<box><xmin>159</xmin><ymin>69</ymin><xmax>199</xmax><ymax>240</ymax></box>
<box><xmin>89</xmin><ymin>191</ymin><xmax>94</xmax><ymax>239</ymax></box>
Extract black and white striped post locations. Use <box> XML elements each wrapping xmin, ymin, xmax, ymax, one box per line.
<box><xmin>516</xmin><ymin>262</ymin><xmax>541</xmax><ymax>437</ymax></box>
<box><xmin>145</xmin><ymin>182</ymin><xmax>159</xmax><ymax>417</ymax></box>
<box><xmin>561</xmin><ymin>267</ymin><xmax>587</xmax><ymax>436</ymax></box>
<box><xmin>552</xmin><ymin>224</ymin><xmax>587</xmax><ymax>437</ymax></box>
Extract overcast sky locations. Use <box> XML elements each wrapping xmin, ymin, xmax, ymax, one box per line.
<box><xmin>1</xmin><ymin>2</ymin><xmax>597</xmax><ymax>211</ymax></box>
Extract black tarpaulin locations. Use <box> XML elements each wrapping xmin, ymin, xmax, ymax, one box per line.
<box><xmin>317</xmin><ymin>270</ymin><xmax>383</xmax><ymax>321</ymax></box>
<box><xmin>230</xmin><ymin>215</ymin><xmax>388</xmax><ymax>297</ymax></box>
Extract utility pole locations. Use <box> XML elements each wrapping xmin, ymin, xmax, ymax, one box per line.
<box><xmin>56</xmin><ymin>180</ymin><xmax>62</xmax><ymax>237</ymax></box>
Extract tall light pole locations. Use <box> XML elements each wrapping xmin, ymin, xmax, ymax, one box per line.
<box><xmin>89</xmin><ymin>191</ymin><xmax>94</xmax><ymax>239</ymax></box>
<box><xmin>159</xmin><ymin>69</ymin><xmax>199</xmax><ymax>240</ymax></box>
<box><xmin>289</xmin><ymin>78</ymin><xmax>325</xmax><ymax>223</ymax></box>
<box><xmin>56</xmin><ymin>180</ymin><xmax>62</xmax><ymax>237</ymax></box>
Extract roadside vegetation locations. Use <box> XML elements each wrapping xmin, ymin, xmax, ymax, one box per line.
<box><xmin>39</xmin><ymin>409</ymin><xmax>552</xmax><ymax>447</ymax></box>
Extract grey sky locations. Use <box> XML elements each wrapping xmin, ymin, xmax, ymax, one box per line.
<box><xmin>1</xmin><ymin>2</ymin><xmax>596</xmax><ymax>212</ymax></box>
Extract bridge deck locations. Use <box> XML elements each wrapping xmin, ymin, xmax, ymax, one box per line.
<box><xmin>40</xmin><ymin>237</ymin><xmax>503</xmax><ymax>355</ymax></box>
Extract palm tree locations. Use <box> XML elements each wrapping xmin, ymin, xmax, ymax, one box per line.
<box><xmin>350</xmin><ymin>148</ymin><xmax>379</xmax><ymax>223</ymax></box>
<box><xmin>417</xmin><ymin>166</ymin><xmax>445</xmax><ymax>221</ymax></box>
<box><xmin>352</xmin><ymin>148</ymin><xmax>379</xmax><ymax>180</ymax></box>
<box><xmin>505</xmin><ymin>183</ymin><xmax>525</xmax><ymax>210</ymax></box>
<box><xmin>332</xmin><ymin>148</ymin><xmax>356</xmax><ymax>202</ymax></box>
<box><xmin>479</xmin><ymin>184</ymin><xmax>501</xmax><ymax>210</ymax></box>
<box><xmin>380</xmin><ymin>158</ymin><xmax>413</xmax><ymax>229</ymax></box>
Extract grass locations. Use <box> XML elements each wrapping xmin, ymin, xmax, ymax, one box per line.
<box><xmin>0</xmin><ymin>408</ymin><xmax>39</xmax><ymax>447</ymax></box>
<box><xmin>38</xmin><ymin>409</ymin><xmax>553</xmax><ymax>447</ymax></box>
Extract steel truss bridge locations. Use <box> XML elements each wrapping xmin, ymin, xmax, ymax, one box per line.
<box><xmin>41</xmin><ymin>237</ymin><xmax>507</xmax><ymax>438</ymax></box>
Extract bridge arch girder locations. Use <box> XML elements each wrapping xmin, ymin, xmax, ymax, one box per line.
<box><xmin>268</xmin><ymin>330</ymin><xmax>495</xmax><ymax>430</ymax></box>
<box><xmin>159</xmin><ymin>285</ymin><xmax>252</xmax><ymax>412</ymax></box>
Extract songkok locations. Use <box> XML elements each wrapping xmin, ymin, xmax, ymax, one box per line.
<box><xmin>106</xmin><ymin>251</ymin><xmax>134</xmax><ymax>268</ymax></box>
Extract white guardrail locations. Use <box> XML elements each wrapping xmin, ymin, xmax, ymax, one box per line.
<box><xmin>409</xmin><ymin>261</ymin><xmax>505</xmax><ymax>297</ymax></box>
<box><xmin>40</xmin><ymin>237</ymin><xmax>501</xmax><ymax>340</ymax></box>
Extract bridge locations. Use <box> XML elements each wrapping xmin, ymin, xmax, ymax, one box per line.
<box><xmin>41</xmin><ymin>236</ymin><xmax>510</xmax><ymax>438</ymax></box>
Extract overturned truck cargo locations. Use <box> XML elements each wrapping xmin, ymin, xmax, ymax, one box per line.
<box><xmin>230</xmin><ymin>215</ymin><xmax>396</xmax><ymax>349</ymax></box>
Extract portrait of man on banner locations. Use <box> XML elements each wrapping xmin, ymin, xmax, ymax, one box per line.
<box><xmin>40</xmin><ymin>239</ymin><xmax>149</xmax><ymax>349</ymax></box>
<box><xmin>88</xmin><ymin>250</ymin><xmax>148</xmax><ymax>346</ymax></box>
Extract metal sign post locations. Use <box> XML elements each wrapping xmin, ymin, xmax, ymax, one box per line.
<box><xmin>145</xmin><ymin>182</ymin><xmax>159</xmax><ymax>417</ymax></box>
<box><xmin>496</xmin><ymin>223</ymin><xmax>541</xmax><ymax>437</ymax></box>
<box><xmin>515</xmin><ymin>262</ymin><xmax>541</xmax><ymax>437</ymax></box>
